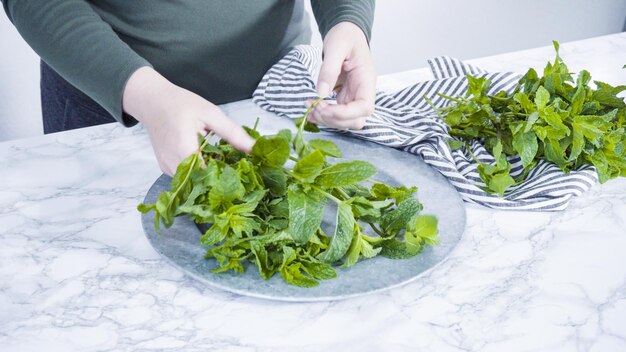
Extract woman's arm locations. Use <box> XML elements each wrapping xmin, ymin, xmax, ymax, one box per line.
<box><xmin>311</xmin><ymin>0</ymin><xmax>375</xmax><ymax>44</ymax></box>
<box><xmin>3</xmin><ymin>0</ymin><xmax>149</xmax><ymax>125</ymax></box>
<box><xmin>3</xmin><ymin>0</ymin><xmax>253</xmax><ymax>175</ymax></box>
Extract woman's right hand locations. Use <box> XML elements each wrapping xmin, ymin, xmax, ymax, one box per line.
<box><xmin>122</xmin><ymin>67</ymin><xmax>255</xmax><ymax>176</ymax></box>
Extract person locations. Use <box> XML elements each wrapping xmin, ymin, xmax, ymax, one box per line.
<box><xmin>3</xmin><ymin>1</ymin><xmax>376</xmax><ymax>175</ymax></box>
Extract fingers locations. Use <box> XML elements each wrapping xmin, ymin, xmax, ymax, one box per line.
<box><xmin>317</xmin><ymin>42</ymin><xmax>349</xmax><ymax>97</ymax></box>
<box><xmin>307</xmin><ymin>100</ymin><xmax>370</xmax><ymax>130</ymax></box>
<box><xmin>201</xmin><ymin>107</ymin><xmax>255</xmax><ymax>153</ymax></box>
<box><xmin>159</xmin><ymin>124</ymin><xmax>201</xmax><ymax>176</ymax></box>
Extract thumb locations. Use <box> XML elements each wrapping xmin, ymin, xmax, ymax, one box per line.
<box><xmin>317</xmin><ymin>45</ymin><xmax>347</xmax><ymax>97</ymax></box>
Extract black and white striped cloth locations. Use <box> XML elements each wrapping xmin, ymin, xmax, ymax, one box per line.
<box><xmin>252</xmin><ymin>45</ymin><xmax>598</xmax><ymax>211</ymax></box>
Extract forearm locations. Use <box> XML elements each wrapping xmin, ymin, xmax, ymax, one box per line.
<box><xmin>311</xmin><ymin>0</ymin><xmax>375</xmax><ymax>43</ymax></box>
<box><xmin>3</xmin><ymin>0</ymin><xmax>151</xmax><ymax>125</ymax></box>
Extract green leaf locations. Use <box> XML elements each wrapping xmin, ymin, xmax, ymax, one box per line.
<box><xmin>447</xmin><ymin>139</ymin><xmax>465</xmax><ymax>151</ymax></box>
<box><xmin>250</xmin><ymin>241</ymin><xmax>273</xmax><ymax>279</ymax></box>
<box><xmin>534</xmin><ymin>86</ymin><xmax>550</xmax><ymax>110</ymax></box>
<box><xmin>570</xmin><ymin>83</ymin><xmax>586</xmax><ymax>115</ymax></box>
<box><xmin>268</xmin><ymin>197</ymin><xmax>289</xmax><ymax>219</ymax></box>
<box><xmin>176</xmin><ymin>204</ymin><xmax>214</xmax><ymax>222</ymax></box>
<box><xmin>294</xmin><ymin>117</ymin><xmax>320</xmax><ymax>132</ymax></box>
<box><xmin>293</xmin><ymin>150</ymin><xmax>326</xmax><ymax>181</ymax></box>
<box><xmin>380</xmin><ymin>239</ymin><xmax>422</xmax><ymax>259</ymax></box>
<box><xmin>229</xmin><ymin>214</ymin><xmax>260</xmax><ymax>237</ymax></box>
<box><xmin>514</xmin><ymin>91</ymin><xmax>535</xmax><ymax>113</ymax></box>
<box><xmin>287</xmin><ymin>185</ymin><xmax>325</xmax><ymax>245</ymax></box>
<box><xmin>445</xmin><ymin>110</ymin><xmax>463</xmax><ymax>126</ymax></box>
<box><xmin>380</xmin><ymin>198</ymin><xmax>423</xmax><ymax>235</ymax></box>
<box><xmin>543</xmin><ymin>138</ymin><xmax>569</xmax><ymax>169</ymax></box>
<box><xmin>570</xmin><ymin>122</ymin><xmax>585</xmax><ymax>161</ymax></box>
<box><xmin>539</xmin><ymin>106</ymin><xmax>569</xmax><ymax>133</ymax></box>
<box><xmin>137</xmin><ymin>203</ymin><xmax>155</xmax><ymax>214</ymax></box>
<box><xmin>316</xmin><ymin>202</ymin><xmax>355</xmax><ymax>263</ymax></box>
<box><xmin>155</xmin><ymin>191</ymin><xmax>176</xmax><ymax>227</ymax></box>
<box><xmin>315</xmin><ymin>161</ymin><xmax>377</xmax><ymax>188</ymax></box>
<box><xmin>524</xmin><ymin>112</ymin><xmax>540</xmax><ymax>133</ymax></box>
<box><xmin>405</xmin><ymin>215</ymin><xmax>439</xmax><ymax>246</ymax></box>
<box><xmin>360</xmin><ymin>237</ymin><xmax>382</xmax><ymax>258</ymax></box>
<box><xmin>301</xmin><ymin>261</ymin><xmax>336</xmax><ymax>280</ymax></box>
<box><xmin>280</xmin><ymin>263</ymin><xmax>319</xmax><ymax>287</ymax></box>
<box><xmin>370</xmin><ymin>183</ymin><xmax>417</xmax><ymax>204</ymax></box>
<box><xmin>487</xmin><ymin>173</ymin><xmax>516</xmax><ymax>196</ymax></box>
<box><xmin>466</xmin><ymin>74</ymin><xmax>491</xmax><ymax>101</ymax></box>
<box><xmin>572</xmin><ymin>115</ymin><xmax>605</xmax><ymax>147</ymax></box>
<box><xmin>493</xmin><ymin>139</ymin><xmax>506</xmax><ymax>168</ymax></box>
<box><xmin>512</xmin><ymin>131</ymin><xmax>539</xmax><ymax>167</ymax></box>
<box><xmin>200</xmin><ymin>225</ymin><xmax>226</xmax><ymax>246</ymax></box>
<box><xmin>349</xmin><ymin>197</ymin><xmax>384</xmax><ymax>222</ymax></box>
<box><xmin>592</xmin><ymin>81</ymin><xmax>626</xmax><ymax>108</ymax></box>
<box><xmin>209</xmin><ymin>165</ymin><xmax>245</xmax><ymax>210</ymax></box>
<box><xmin>153</xmin><ymin>153</ymin><xmax>201</xmax><ymax>228</ymax></box>
<box><xmin>251</xmin><ymin>136</ymin><xmax>290</xmax><ymax>168</ymax></box>
<box><xmin>227</xmin><ymin>189</ymin><xmax>267</xmax><ymax>214</ymax></box>
<box><xmin>341</xmin><ymin>232</ymin><xmax>363</xmax><ymax>268</ymax></box>
<box><xmin>276</xmin><ymin>129</ymin><xmax>293</xmax><ymax>141</ymax></box>
<box><xmin>519</xmin><ymin>68</ymin><xmax>540</xmax><ymax>95</ymax></box>
<box><xmin>308</xmin><ymin>139</ymin><xmax>342</xmax><ymax>158</ymax></box>
<box><xmin>243</xmin><ymin>126</ymin><xmax>261</xmax><ymax>139</ymax></box>
<box><xmin>259</xmin><ymin>166</ymin><xmax>287</xmax><ymax>196</ymax></box>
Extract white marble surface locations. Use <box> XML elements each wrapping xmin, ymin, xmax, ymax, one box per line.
<box><xmin>1</xmin><ymin>33</ymin><xmax>625</xmax><ymax>351</ymax></box>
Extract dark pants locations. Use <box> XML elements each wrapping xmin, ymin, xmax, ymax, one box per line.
<box><xmin>40</xmin><ymin>61</ymin><xmax>116</xmax><ymax>134</ymax></box>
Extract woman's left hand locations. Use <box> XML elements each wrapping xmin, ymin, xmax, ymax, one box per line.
<box><xmin>306</xmin><ymin>21</ymin><xmax>376</xmax><ymax>130</ymax></box>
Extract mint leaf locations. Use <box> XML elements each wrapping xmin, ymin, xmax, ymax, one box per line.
<box><xmin>293</xmin><ymin>149</ymin><xmax>326</xmax><ymax>181</ymax></box>
<box><xmin>259</xmin><ymin>166</ymin><xmax>287</xmax><ymax>196</ymax></box>
<box><xmin>251</xmin><ymin>136</ymin><xmax>290</xmax><ymax>168</ymax></box>
<box><xmin>209</xmin><ymin>165</ymin><xmax>245</xmax><ymax>210</ymax></box>
<box><xmin>380</xmin><ymin>197</ymin><xmax>423</xmax><ymax>235</ymax></box>
<box><xmin>512</xmin><ymin>131</ymin><xmax>538</xmax><ymax>167</ymax></box>
<box><xmin>308</xmin><ymin>139</ymin><xmax>342</xmax><ymax>158</ymax></box>
<box><xmin>316</xmin><ymin>202</ymin><xmax>356</xmax><ymax>263</ymax></box>
<box><xmin>380</xmin><ymin>239</ymin><xmax>422</xmax><ymax>259</ymax></box>
<box><xmin>287</xmin><ymin>185</ymin><xmax>325</xmax><ymax>244</ymax></box>
<box><xmin>535</xmin><ymin>86</ymin><xmax>550</xmax><ymax>110</ymax></box>
<box><xmin>315</xmin><ymin>161</ymin><xmax>377</xmax><ymax>188</ymax></box>
<box><xmin>294</xmin><ymin>117</ymin><xmax>320</xmax><ymax>132</ymax></box>
<box><xmin>405</xmin><ymin>215</ymin><xmax>439</xmax><ymax>246</ymax></box>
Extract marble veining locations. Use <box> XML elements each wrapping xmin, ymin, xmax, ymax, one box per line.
<box><xmin>1</xmin><ymin>33</ymin><xmax>625</xmax><ymax>351</ymax></box>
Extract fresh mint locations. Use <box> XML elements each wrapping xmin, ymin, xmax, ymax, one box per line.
<box><xmin>434</xmin><ymin>41</ymin><xmax>626</xmax><ymax>195</ymax></box>
<box><xmin>139</xmin><ymin>98</ymin><xmax>439</xmax><ymax>287</ymax></box>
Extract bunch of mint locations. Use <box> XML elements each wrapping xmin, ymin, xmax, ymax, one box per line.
<box><xmin>139</xmin><ymin>100</ymin><xmax>439</xmax><ymax>287</ymax></box>
<box><xmin>433</xmin><ymin>42</ymin><xmax>626</xmax><ymax>195</ymax></box>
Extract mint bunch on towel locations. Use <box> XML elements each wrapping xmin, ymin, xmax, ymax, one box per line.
<box><xmin>435</xmin><ymin>41</ymin><xmax>626</xmax><ymax>195</ymax></box>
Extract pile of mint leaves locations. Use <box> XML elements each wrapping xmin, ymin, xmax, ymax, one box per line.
<box><xmin>433</xmin><ymin>42</ymin><xmax>626</xmax><ymax>196</ymax></box>
<box><xmin>138</xmin><ymin>101</ymin><xmax>439</xmax><ymax>287</ymax></box>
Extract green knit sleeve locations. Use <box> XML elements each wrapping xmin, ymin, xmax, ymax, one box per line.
<box><xmin>3</xmin><ymin>0</ymin><xmax>152</xmax><ymax>126</ymax></box>
<box><xmin>311</xmin><ymin>0</ymin><xmax>375</xmax><ymax>43</ymax></box>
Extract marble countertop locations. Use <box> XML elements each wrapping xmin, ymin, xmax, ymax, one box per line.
<box><xmin>1</xmin><ymin>33</ymin><xmax>625</xmax><ymax>352</ymax></box>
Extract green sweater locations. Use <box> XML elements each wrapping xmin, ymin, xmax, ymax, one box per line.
<box><xmin>3</xmin><ymin>0</ymin><xmax>374</xmax><ymax>126</ymax></box>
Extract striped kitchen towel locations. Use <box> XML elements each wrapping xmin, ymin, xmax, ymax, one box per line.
<box><xmin>252</xmin><ymin>45</ymin><xmax>598</xmax><ymax>211</ymax></box>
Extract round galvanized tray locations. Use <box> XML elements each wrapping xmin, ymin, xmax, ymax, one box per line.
<box><xmin>141</xmin><ymin>133</ymin><xmax>466</xmax><ymax>302</ymax></box>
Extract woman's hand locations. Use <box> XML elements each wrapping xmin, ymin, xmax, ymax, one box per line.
<box><xmin>306</xmin><ymin>22</ymin><xmax>376</xmax><ymax>129</ymax></box>
<box><xmin>123</xmin><ymin>67</ymin><xmax>255</xmax><ymax>175</ymax></box>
